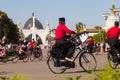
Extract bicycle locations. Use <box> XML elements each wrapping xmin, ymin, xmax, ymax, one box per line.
<box><xmin>0</xmin><ymin>45</ymin><xmax>18</xmax><ymax>63</ymax></box>
<box><xmin>17</xmin><ymin>45</ymin><xmax>29</xmax><ymax>62</ymax></box>
<box><xmin>47</xmin><ymin>31</ymin><xmax>97</xmax><ymax>74</ymax></box>
<box><xmin>106</xmin><ymin>39</ymin><xmax>120</xmax><ymax>69</ymax></box>
<box><xmin>29</xmin><ymin>45</ymin><xmax>43</xmax><ymax>61</ymax></box>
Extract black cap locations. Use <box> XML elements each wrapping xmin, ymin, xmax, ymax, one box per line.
<box><xmin>114</xmin><ymin>21</ymin><xmax>119</xmax><ymax>26</ymax></box>
<box><xmin>59</xmin><ymin>17</ymin><xmax>65</xmax><ymax>22</ymax></box>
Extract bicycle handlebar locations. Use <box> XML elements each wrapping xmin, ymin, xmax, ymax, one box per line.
<box><xmin>70</xmin><ymin>31</ymin><xmax>88</xmax><ymax>40</ymax></box>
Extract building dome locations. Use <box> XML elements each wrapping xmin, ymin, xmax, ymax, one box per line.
<box><xmin>23</xmin><ymin>17</ymin><xmax>43</xmax><ymax>29</ymax></box>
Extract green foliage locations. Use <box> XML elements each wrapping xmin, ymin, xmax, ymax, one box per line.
<box><xmin>61</xmin><ymin>75</ymin><xmax>81</xmax><ymax>80</ymax></box>
<box><xmin>0</xmin><ymin>76</ymin><xmax>8</xmax><ymax>80</ymax></box>
<box><xmin>1</xmin><ymin>49</ymin><xmax>18</xmax><ymax>60</ymax></box>
<box><xmin>46</xmin><ymin>33</ymin><xmax>51</xmax><ymax>41</ymax></box>
<box><xmin>62</xmin><ymin>66</ymin><xmax>120</xmax><ymax>80</ymax></box>
<box><xmin>46</xmin><ymin>29</ymin><xmax>55</xmax><ymax>43</ymax></box>
<box><xmin>9</xmin><ymin>74</ymin><xmax>29</xmax><ymax>80</ymax></box>
<box><xmin>93</xmin><ymin>32</ymin><xmax>106</xmax><ymax>42</ymax></box>
<box><xmin>94</xmin><ymin>67</ymin><xmax>120</xmax><ymax>80</ymax></box>
<box><xmin>111</xmin><ymin>4</ymin><xmax>115</xmax><ymax>10</ymax></box>
<box><xmin>92</xmin><ymin>25</ymin><xmax>105</xmax><ymax>42</ymax></box>
<box><xmin>0</xmin><ymin>74</ymin><xmax>29</xmax><ymax>80</ymax></box>
<box><xmin>0</xmin><ymin>11</ymin><xmax>20</xmax><ymax>43</ymax></box>
<box><xmin>94</xmin><ymin>26</ymin><xmax>102</xmax><ymax>30</ymax></box>
<box><xmin>75</xmin><ymin>22</ymin><xmax>84</xmax><ymax>33</ymax></box>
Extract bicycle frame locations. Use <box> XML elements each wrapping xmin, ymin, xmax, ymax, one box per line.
<box><xmin>72</xmin><ymin>45</ymin><xmax>86</xmax><ymax>62</ymax></box>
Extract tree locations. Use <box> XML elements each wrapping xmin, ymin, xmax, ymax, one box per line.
<box><xmin>93</xmin><ymin>32</ymin><xmax>106</xmax><ymax>42</ymax></box>
<box><xmin>94</xmin><ymin>26</ymin><xmax>102</xmax><ymax>30</ymax></box>
<box><xmin>0</xmin><ymin>11</ymin><xmax>20</xmax><ymax>43</ymax></box>
<box><xmin>46</xmin><ymin>29</ymin><xmax>55</xmax><ymax>44</ymax></box>
<box><xmin>75</xmin><ymin>22</ymin><xmax>85</xmax><ymax>33</ymax></box>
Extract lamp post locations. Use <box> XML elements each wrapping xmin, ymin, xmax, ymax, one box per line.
<box><xmin>0</xmin><ymin>16</ymin><xmax>2</xmax><ymax>39</ymax></box>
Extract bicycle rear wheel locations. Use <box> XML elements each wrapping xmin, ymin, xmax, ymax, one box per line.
<box><xmin>47</xmin><ymin>55</ymin><xmax>67</xmax><ymax>74</ymax></box>
<box><xmin>79</xmin><ymin>52</ymin><xmax>97</xmax><ymax>73</ymax></box>
<box><xmin>107</xmin><ymin>52</ymin><xmax>118</xmax><ymax>69</ymax></box>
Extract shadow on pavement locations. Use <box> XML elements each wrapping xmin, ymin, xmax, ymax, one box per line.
<box><xmin>0</xmin><ymin>71</ymin><xmax>14</xmax><ymax>75</ymax></box>
<box><xmin>63</xmin><ymin>68</ymin><xmax>107</xmax><ymax>74</ymax></box>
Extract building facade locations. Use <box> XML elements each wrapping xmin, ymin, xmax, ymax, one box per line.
<box><xmin>103</xmin><ymin>0</ymin><xmax>120</xmax><ymax>31</ymax></box>
<box><xmin>19</xmin><ymin>13</ymin><xmax>50</xmax><ymax>46</ymax></box>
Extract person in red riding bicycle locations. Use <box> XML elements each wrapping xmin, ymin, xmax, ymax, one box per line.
<box><xmin>106</xmin><ymin>21</ymin><xmax>120</xmax><ymax>63</ymax></box>
<box><xmin>28</xmin><ymin>39</ymin><xmax>36</xmax><ymax>52</ymax></box>
<box><xmin>54</xmin><ymin>17</ymin><xmax>76</xmax><ymax>62</ymax></box>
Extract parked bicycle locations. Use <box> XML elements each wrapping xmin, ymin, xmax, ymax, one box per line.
<box><xmin>47</xmin><ymin>31</ymin><xmax>97</xmax><ymax>74</ymax></box>
<box><xmin>0</xmin><ymin>45</ymin><xmax>18</xmax><ymax>63</ymax></box>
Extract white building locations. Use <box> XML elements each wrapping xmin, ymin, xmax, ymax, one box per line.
<box><xmin>19</xmin><ymin>13</ymin><xmax>50</xmax><ymax>46</ymax></box>
<box><xmin>103</xmin><ymin>0</ymin><xmax>120</xmax><ymax>31</ymax></box>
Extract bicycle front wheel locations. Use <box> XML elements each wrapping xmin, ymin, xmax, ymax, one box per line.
<box><xmin>12</xmin><ymin>54</ymin><xmax>19</xmax><ymax>63</ymax></box>
<box><xmin>79</xmin><ymin>52</ymin><xmax>97</xmax><ymax>73</ymax></box>
<box><xmin>47</xmin><ymin>55</ymin><xmax>67</xmax><ymax>74</ymax></box>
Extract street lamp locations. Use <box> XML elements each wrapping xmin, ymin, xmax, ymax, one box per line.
<box><xmin>0</xmin><ymin>16</ymin><xmax>2</xmax><ymax>39</ymax></box>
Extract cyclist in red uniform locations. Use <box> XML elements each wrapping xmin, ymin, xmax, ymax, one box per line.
<box><xmin>106</xmin><ymin>21</ymin><xmax>120</xmax><ymax>51</ymax></box>
<box><xmin>28</xmin><ymin>39</ymin><xmax>36</xmax><ymax>52</ymax></box>
<box><xmin>106</xmin><ymin>21</ymin><xmax>120</xmax><ymax>63</ymax></box>
<box><xmin>54</xmin><ymin>17</ymin><xmax>76</xmax><ymax>62</ymax></box>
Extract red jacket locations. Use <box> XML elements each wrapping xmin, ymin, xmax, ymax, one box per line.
<box><xmin>29</xmin><ymin>41</ymin><xmax>35</xmax><ymax>48</ymax></box>
<box><xmin>88</xmin><ymin>39</ymin><xmax>94</xmax><ymax>45</ymax></box>
<box><xmin>54</xmin><ymin>24</ymin><xmax>75</xmax><ymax>40</ymax></box>
<box><xmin>106</xmin><ymin>26</ymin><xmax>120</xmax><ymax>39</ymax></box>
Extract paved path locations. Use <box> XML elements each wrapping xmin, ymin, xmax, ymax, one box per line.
<box><xmin>0</xmin><ymin>50</ymin><xmax>113</xmax><ymax>80</ymax></box>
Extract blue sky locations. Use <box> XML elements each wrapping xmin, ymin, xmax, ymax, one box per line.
<box><xmin>0</xmin><ymin>0</ymin><xmax>120</xmax><ymax>30</ymax></box>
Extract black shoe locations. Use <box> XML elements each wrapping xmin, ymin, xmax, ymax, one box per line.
<box><xmin>117</xmin><ymin>58</ymin><xmax>120</xmax><ymax>63</ymax></box>
<box><xmin>54</xmin><ymin>60</ymin><xmax>61</xmax><ymax>67</ymax></box>
<box><xmin>65</xmin><ymin>62</ymin><xmax>75</xmax><ymax>68</ymax></box>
